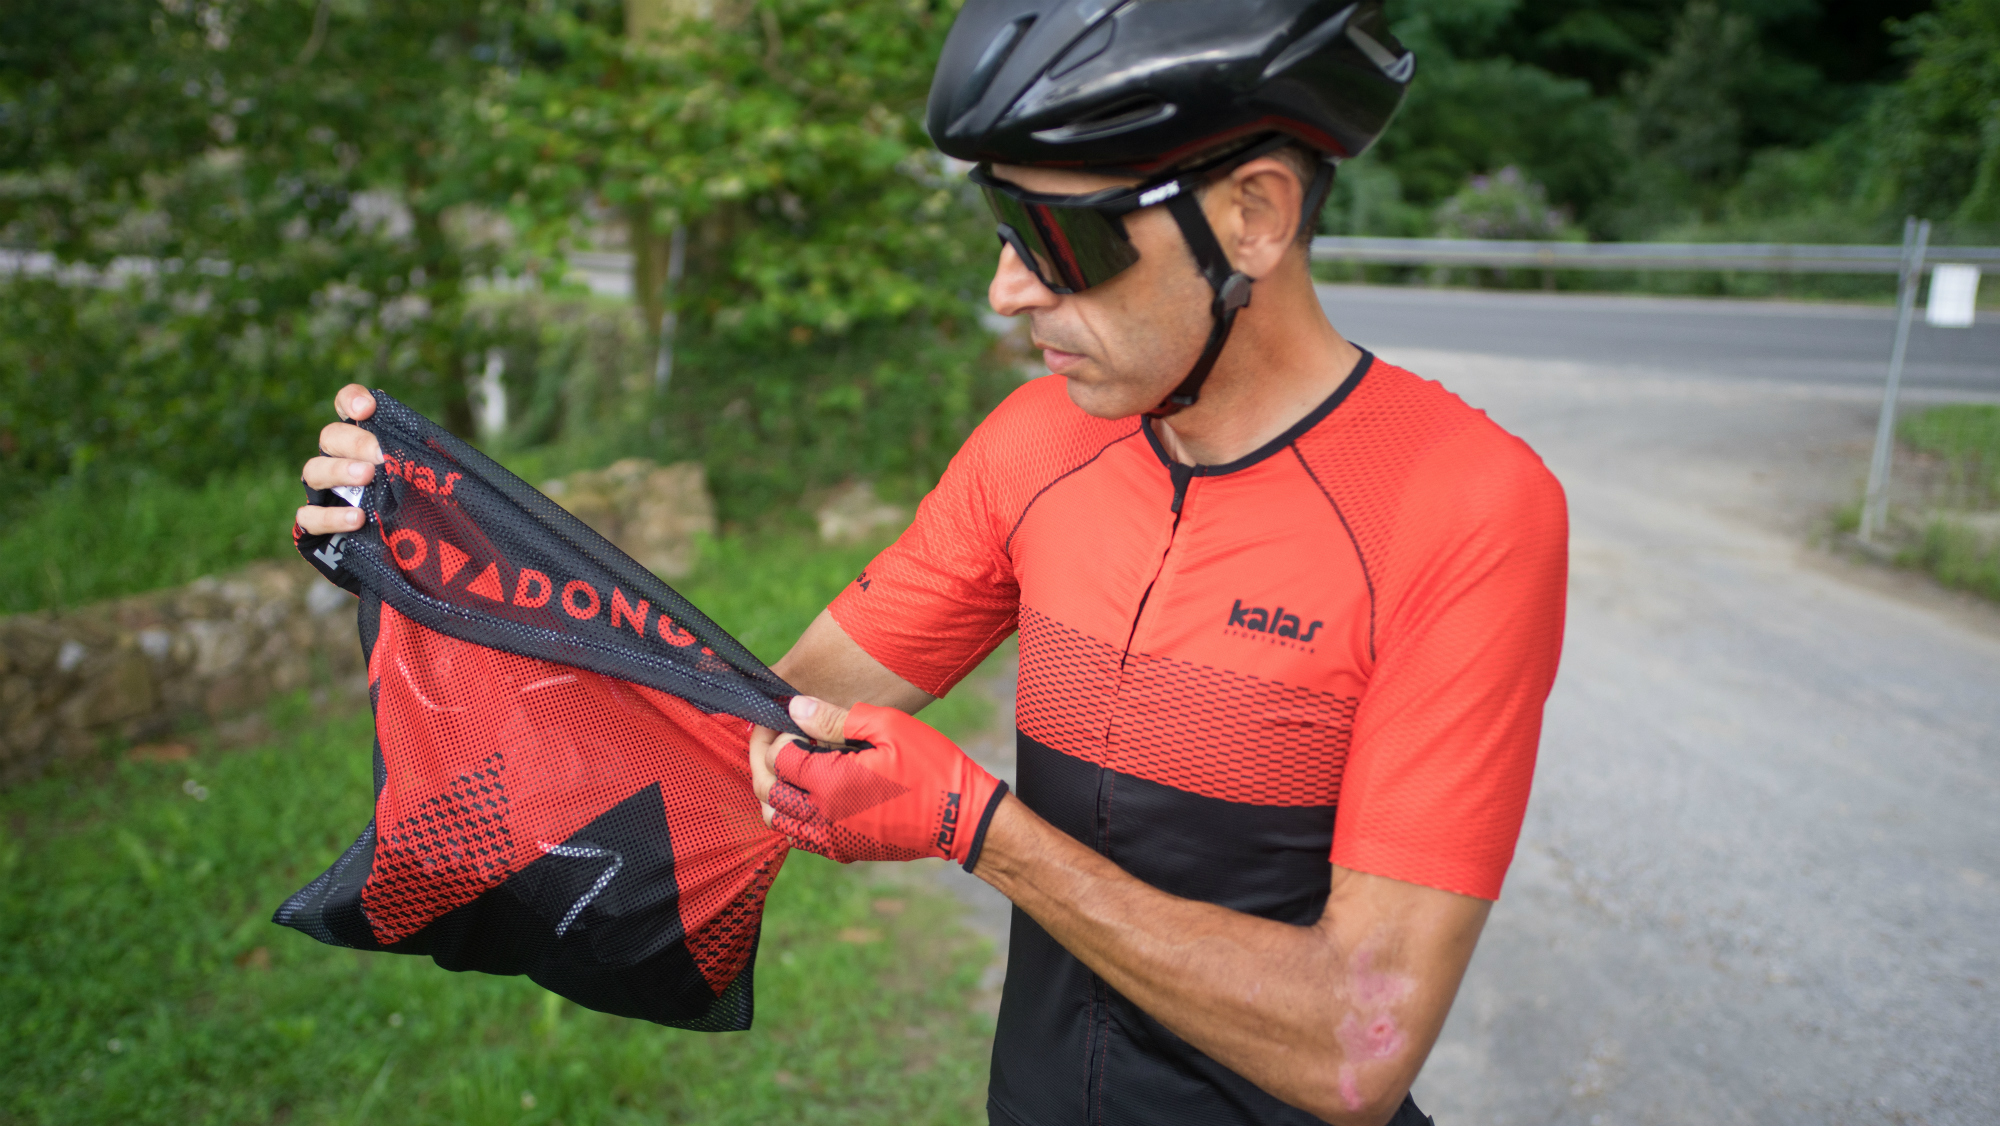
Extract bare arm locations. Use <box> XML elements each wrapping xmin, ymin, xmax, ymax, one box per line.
<box><xmin>975</xmin><ymin>797</ymin><xmax>1488</xmax><ymax>1126</ymax></box>
<box><xmin>755</xmin><ymin>689</ymin><xmax>1490</xmax><ymax>1126</ymax></box>
<box><xmin>772</xmin><ymin>607</ymin><xmax>935</xmax><ymax>714</ymax></box>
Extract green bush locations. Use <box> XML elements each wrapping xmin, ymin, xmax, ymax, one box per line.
<box><xmin>1432</xmin><ymin>166</ymin><xmax>1584</xmax><ymax>242</ymax></box>
<box><xmin>0</xmin><ymin>284</ymin><xmax>1020</xmax><ymax>614</ymax></box>
<box><xmin>471</xmin><ymin>294</ymin><xmax>1023</xmax><ymax>527</ymax></box>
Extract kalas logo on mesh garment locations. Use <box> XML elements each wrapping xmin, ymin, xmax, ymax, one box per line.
<box><xmin>1225</xmin><ymin>599</ymin><xmax>1324</xmax><ymax>646</ymax></box>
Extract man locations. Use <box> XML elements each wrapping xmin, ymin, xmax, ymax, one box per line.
<box><xmin>299</xmin><ymin>3</ymin><xmax>1567</xmax><ymax>1124</ymax></box>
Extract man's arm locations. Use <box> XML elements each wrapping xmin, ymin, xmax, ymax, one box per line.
<box><xmin>977</xmin><ymin>796</ymin><xmax>1487</xmax><ymax>1126</ymax></box>
<box><xmin>755</xmin><ymin>690</ymin><xmax>1489</xmax><ymax>1126</ymax></box>
<box><xmin>772</xmin><ymin>609</ymin><xmax>935</xmax><ymax>714</ymax></box>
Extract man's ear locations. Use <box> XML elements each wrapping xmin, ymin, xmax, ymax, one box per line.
<box><xmin>1214</xmin><ymin>157</ymin><xmax>1307</xmax><ymax>279</ymax></box>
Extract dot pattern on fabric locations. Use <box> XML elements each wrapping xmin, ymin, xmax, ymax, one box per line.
<box><xmin>685</xmin><ymin>859</ymin><xmax>778</xmax><ymax>997</ymax></box>
<box><xmin>1016</xmin><ymin>607</ymin><xmax>1358</xmax><ymax>807</ymax></box>
<box><xmin>829</xmin><ymin>376</ymin><xmax>1142</xmax><ymax>700</ymax></box>
<box><xmin>282</xmin><ymin>389</ymin><xmax>811</xmax><ymax>1030</ymax></box>
<box><xmin>369</xmin><ymin>751</ymin><xmax>517</xmax><ymax>938</ymax></box>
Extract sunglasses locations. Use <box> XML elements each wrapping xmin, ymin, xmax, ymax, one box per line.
<box><xmin>970</xmin><ymin>136</ymin><xmax>1305</xmax><ymax>295</ymax></box>
<box><xmin>970</xmin><ymin>164</ymin><xmax>1197</xmax><ymax>294</ymax></box>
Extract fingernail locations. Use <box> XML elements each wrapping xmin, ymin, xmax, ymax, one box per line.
<box><xmin>348</xmin><ymin>462</ymin><xmax>367</xmax><ymax>480</ymax></box>
<box><xmin>790</xmin><ymin>696</ymin><xmax>818</xmax><ymax>725</ymax></box>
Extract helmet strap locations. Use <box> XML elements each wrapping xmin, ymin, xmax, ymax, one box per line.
<box><xmin>1148</xmin><ymin>191</ymin><xmax>1252</xmax><ymax>417</ymax></box>
<box><xmin>1144</xmin><ymin>158</ymin><xmax>1335</xmax><ymax>418</ymax></box>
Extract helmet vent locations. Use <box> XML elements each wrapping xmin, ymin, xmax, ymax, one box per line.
<box><xmin>1262</xmin><ymin>4</ymin><xmax>1357</xmax><ymax>81</ymax></box>
<box><xmin>1047</xmin><ymin>14</ymin><xmax>1117</xmax><ymax>81</ymax></box>
<box><xmin>951</xmin><ymin>15</ymin><xmax>1038</xmax><ymax>126</ymax></box>
<box><xmin>1031</xmin><ymin>98</ymin><xmax>1177</xmax><ymax>145</ymax></box>
<box><xmin>1345</xmin><ymin>24</ymin><xmax>1414</xmax><ymax>83</ymax></box>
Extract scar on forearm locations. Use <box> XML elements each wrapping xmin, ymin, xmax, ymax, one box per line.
<box><xmin>1334</xmin><ymin>945</ymin><xmax>1415</xmax><ymax>1110</ymax></box>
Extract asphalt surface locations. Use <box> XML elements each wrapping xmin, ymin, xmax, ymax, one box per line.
<box><xmin>1320</xmin><ymin>283</ymin><xmax>2000</xmax><ymax>397</ymax></box>
<box><xmin>936</xmin><ymin>286</ymin><xmax>2000</xmax><ymax>1125</ymax></box>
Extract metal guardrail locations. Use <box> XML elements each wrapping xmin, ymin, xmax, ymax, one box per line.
<box><xmin>1309</xmin><ymin>236</ymin><xmax>2000</xmax><ymax>273</ymax></box>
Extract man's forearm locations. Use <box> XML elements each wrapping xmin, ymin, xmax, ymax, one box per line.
<box><xmin>973</xmin><ymin>794</ymin><xmax>1487</xmax><ymax>1126</ymax></box>
<box><xmin>771</xmin><ymin>609</ymin><xmax>934</xmax><ymax>713</ymax></box>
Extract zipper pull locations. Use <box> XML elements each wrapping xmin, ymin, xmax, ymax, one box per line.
<box><xmin>1169</xmin><ymin>463</ymin><xmax>1196</xmax><ymax>514</ymax></box>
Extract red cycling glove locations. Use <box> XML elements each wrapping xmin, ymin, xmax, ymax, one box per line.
<box><xmin>769</xmin><ymin>702</ymin><xmax>1008</xmax><ymax>871</ymax></box>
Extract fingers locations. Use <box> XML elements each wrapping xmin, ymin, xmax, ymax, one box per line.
<box><xmin>317</xmin><ymin>421</ymin><xmax>381</xmax><ymax>466</ymax></box>
<box><xmin>296</xmin><ymin>503</ymin><xmax>366</xmax><ymax>535</ymax></box>
<box><xmin>302</xmin><ymin>454</ymin><xmax>375</xmax><ymax>491</ymax></box>
<box><xmin>291</xmin><ymin>388</ymin><xmax>380</xmax><ymax>538</ymax></box>
<box><xmin>767</xmin><ymin>780</ymin><xmax>818</xmax><ymax>822</ymax></box>
<box><xmin>769</xmin><ymin>812</ymin><xmax>833</xmax><ymax>858</ymax></box>
<box><xmin>789</xmin><ymin>695</ymin><xmax>851</xmax><ymax>745</ymax></box>
<box><xmin>335</xmin><ymin>384</ymin><xmax>376</xmax><ymax>423</ymax></box>
<box><xmin>747</xmin><ymin>725</ymin><xmax>783</xmax><ymax>804</ymax></box>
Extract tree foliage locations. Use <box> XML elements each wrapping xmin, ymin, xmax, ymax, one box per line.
<box><xmin>478</xmin><ymin>0</ymin><xmax>983</xmax><ymax>339</ymax></box>
<box><xmin>0</xmin><ymin>0</ymin><xmax>997</xmax><ymax>502</ymax></box>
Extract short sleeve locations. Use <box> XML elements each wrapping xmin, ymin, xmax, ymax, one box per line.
<box><xmin>828</xmin><ymin>424</ymin><xmax>1020</xmax><ymax>699</ymax></box>
<box><xmin>1329</xmin><ymin>430</ymin><xmax>1569</xmax><ymax>901</ymax></box>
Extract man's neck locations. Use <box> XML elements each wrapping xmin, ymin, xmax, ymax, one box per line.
<box><xmin>1150</xmin><ymin>274</ymin><xmax>1361</xmax><ymax>467</ymax></box>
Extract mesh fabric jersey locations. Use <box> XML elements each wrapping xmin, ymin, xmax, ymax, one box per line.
<box><xmin>283</xmin><ymin>392</ymin><xmax>796</xmax><ymax>1031</ymax></box>
<box><xmin>829</xmin><ymin>354</ymin><xmax>1569</xmax><ymax>1125</ymax></box>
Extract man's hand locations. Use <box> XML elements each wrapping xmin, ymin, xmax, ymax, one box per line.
<box><xmin>749</xmin><ymin>697</ymin><xmax>1006</xmax><ymax>868</ymax></box>
<box><xmin>295</xmin><ymin>384</ymin><xmax>383</xmax><ymax>536</ymax></box>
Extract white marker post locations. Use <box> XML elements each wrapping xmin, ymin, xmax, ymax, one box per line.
<box><xmin>1926</xmin><ymin>263</ymin><xmax>1981</xmax><ymax>328</ymax></box>
<box><xmin>1860</xmin><ymin>218</ymin><xmax>1933</xmax><ymax>545</ymax></box>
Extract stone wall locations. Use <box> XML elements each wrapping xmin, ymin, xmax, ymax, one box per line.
<box><xmin>0</xmin><ymin>560</ymin><xmax>366</xmax><ymax>788</ymax></box>
<box><xmin>0</xmin><ymin>458</ymin><xmax>717</xmax><ymax>790</ymax></box>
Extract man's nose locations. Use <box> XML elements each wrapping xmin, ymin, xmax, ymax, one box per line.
<box><xmin>989</xmin><ymin>242</ymin><xmax>1059</xmax><ymax>318</ymax></box>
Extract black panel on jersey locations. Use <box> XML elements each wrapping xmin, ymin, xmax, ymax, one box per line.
<box><xmin>990</xmin><ymin>732</ymin><xmax>1421</xmax><ymax>1126</ymax></box>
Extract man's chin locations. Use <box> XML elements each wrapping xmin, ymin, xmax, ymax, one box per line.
<box><xmin>1061</xmin><ymin>372</ymin><xmax>1161</xmax><ymax>421</ymax></box>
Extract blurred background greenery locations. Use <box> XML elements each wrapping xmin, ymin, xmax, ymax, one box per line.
<box><xmin>6</xmin><ymin>4</ymin><xmax>2000</xmax><ymax>1120</ymax></box>
<box><xmin>6</xmin><ymin>0</ymin><xmax>1999</xmax><ymax>613</ymax></box>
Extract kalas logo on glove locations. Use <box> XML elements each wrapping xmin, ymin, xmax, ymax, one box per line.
<box><xmin>767</xmin><ymin>703</ymin><xmax>1007</xmax><ymax>871</ymax></box>
<box><xmin>936</xmin><ymin>791</ymin><xmax>961</xmax><ymax>852</ymax></box>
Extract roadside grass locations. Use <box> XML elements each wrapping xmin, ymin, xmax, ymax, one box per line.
<box><xmin>0</xmin><ymin>465</ymin><xmax>301</xmax><ymax>615</ymax></box>
<box><xmin>1900</xmin><ymin>404</ymin><xmax>2000</xmax><ymax>506</ymax></box>
<box><xmin>1873</xmin><ymin>405</ymin><xmax>2000</xmax><ymax>601</ymax></box>
<box><xmin>0</xmin><ymin>528</ymin><xmax>1005</xmax><ymax>1125</ymax></box>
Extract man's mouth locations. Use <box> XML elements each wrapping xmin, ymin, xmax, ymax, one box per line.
<box><xmin>1035</xmin><ymin>341</ymin><xmax>1087</xmax><ymax>374</ymax></box>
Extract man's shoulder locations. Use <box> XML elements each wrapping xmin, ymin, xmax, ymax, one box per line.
<box><xmin>1301</xmin><ymin>357</ymin><xmax>1565</xmax><ymax>535</ymax></box>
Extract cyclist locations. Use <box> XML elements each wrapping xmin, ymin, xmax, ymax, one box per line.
<box><xmin>298</xmin><ymin>3</ymin><xmax>1566</xmax><ymax>1123</ymax></box>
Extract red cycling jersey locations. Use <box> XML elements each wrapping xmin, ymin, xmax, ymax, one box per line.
<box><xmin>828</xmin><ymin>351</ymin><xmax>1567</xmax><ymax>1126</ymax></box>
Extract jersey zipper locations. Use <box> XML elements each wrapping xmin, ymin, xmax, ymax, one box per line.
<box><xmin>1087</xmin><ymin>455</ymin><xmax>1198</xmax><ymax>1117</ymax></box>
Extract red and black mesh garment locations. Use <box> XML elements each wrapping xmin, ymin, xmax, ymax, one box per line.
<box><xmin>282</xmin><ymin>390</ymin><xmax>797</xmax><ymax>1031</ymax></box>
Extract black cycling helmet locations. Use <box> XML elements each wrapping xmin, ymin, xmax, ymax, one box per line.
<box><xmin>930</xmin><ymin>0</ymin><xmax>1413</xmax><ymax>414</ymax></box>
<box><xmin>928</xmin><ymin>0</ymin><xmax>1413</xmax><ymax>174</ymax></box>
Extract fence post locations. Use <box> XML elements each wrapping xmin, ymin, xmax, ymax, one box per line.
<box><xmin>653</xmin><ymin>223</ymin><xmax>687</xmax><ymax>394</ymax></box>
<box><xmin>1860</xmin><ymin>217</ymin><xmax>1932</xmax><ymax>545</ymax></box>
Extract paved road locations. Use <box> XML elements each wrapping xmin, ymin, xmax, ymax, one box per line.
<box><xmin>1384</xmin><ymin>347</ymin><xmax>2000</xmax><ymax>1126</ymax></box>
<box><xmin>1319</xmin><ymin>283</ymin><xmax>2000</xmax><ymax>396</ymax></box>
<box><xmin>939</xmin><ymin>289</ymin><xmax>2000</xmax><ymax>1124</ymax></box>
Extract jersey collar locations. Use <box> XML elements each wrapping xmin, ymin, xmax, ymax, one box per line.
<box><xmin>1144</xmin><ymin>348</ymin><xmax>1374</xmax><ymax>478</ymax></box>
